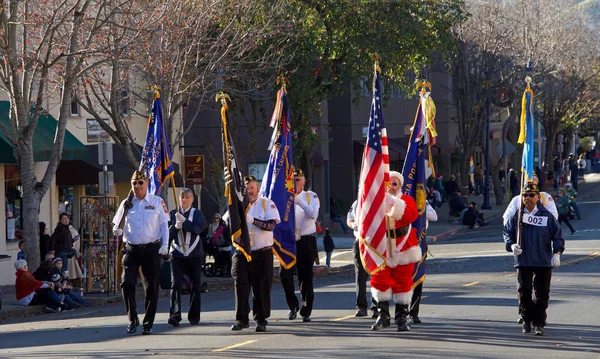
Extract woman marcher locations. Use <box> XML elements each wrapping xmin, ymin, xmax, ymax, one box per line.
<box><xmin>208</xmin><ymin>213</ymin><xmax>232</xmax><ymax>277</ymax></box>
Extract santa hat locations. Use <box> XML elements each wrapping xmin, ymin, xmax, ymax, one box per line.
<box><xmin>389</xmin><ymin>171</ymin><xmax>404</xmax><ymax>186</ymax></box>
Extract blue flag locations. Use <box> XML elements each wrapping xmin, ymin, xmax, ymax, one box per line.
<box><xmin>140</xmin><ymin>93</ymin><xmax>175</xmax><ymax>195</ymax></box>
<box><xmin>401</xmin><ymin>92</ymin><xmax>435</xmax><ymax>289</ymax></box>
<box><xmin>260</xmin><ymin>88</ymin><xmax>296</xmax><ymax>269</ymax></box>
<box><xmin>518</xmin><ymin>88</ymin><xmax>534</xmax><ymax>182</ymax></box>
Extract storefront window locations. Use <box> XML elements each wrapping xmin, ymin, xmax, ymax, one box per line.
<box><xmin>58</xmin><ymin>186</ymin><xmax>75</xmax><ymax>216</ymax></box>
<box><xmin>5</xmin><ymin>165</ymin><xmax>22</xmax><ymax>242</ymax></box>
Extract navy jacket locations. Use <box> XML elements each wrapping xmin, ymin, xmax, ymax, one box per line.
<box><xmin>503</xmin><ymin>204</ymin><xmax>565</xmax><ymax>267</ymax></box>
<box><xmin>323</xmin><ymin>234</ymin><xmax>335</xmax><ymax>252</ymax></box>
<box><xmin>168</xmin><ymin>208</ymin><xmax>206</xmax><ymax>258</ymax></box>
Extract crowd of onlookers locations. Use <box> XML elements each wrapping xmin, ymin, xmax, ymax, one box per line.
<box><xmin>14</xmin><ymin>212</ymin><xmax>90</xmax><ymax>313</ymax></box>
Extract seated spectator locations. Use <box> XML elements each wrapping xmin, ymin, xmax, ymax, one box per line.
<box><xmin>33</xmin><ymin>259</ymin><xmax>54</xmax><ymax>282</ymax></box>
<box><xmin>17</xmin><ymin>240</ymin><xmax>26</xmax><ymax>260</ymax></box>
<box><xmin>449</xmin><ymin>190</ymin><xmax>467</xmax><ymax>215</ymax></box>
<box><xmin>14</xmin><ymin>259</ymin><xmax>69</xmax><ymax>313</ymax></box>
<box><xmin>444</xmin><ymin>175</ymin><xmax>460</xmax><ymax>197</ymax></box>
<box><xmin>463</xmin><ymin>202</ymin><xmax>486</xmax><ymax>228</ymax></box>
<box><xmin>330</xmin><ymin>197</ymin><xmax>352</xmax><ymax>234</ymax></box>
<box><xmin>51</xmin><ymin>257</ymin><xmax>89</xmax><ymax>307</ymax></box>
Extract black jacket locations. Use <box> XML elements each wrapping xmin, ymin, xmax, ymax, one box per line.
<box><xmin>168</xmin><ymin>208</ymin><xmax>206</xmax><ymax>258</ymax></box>
<box><xmin>323</xmin><ymin>234</ymin><xmax>335</xmax><ymax>252</ymax></box>
<box><xmin>503</xmin><ymin>204</ymin><xmax>565</xmax><ymax>267</ymax></box>
<box><xmin>49</xmin><ymin>222</ymin><xmax>72</xmax><ymax>253</ymax></box>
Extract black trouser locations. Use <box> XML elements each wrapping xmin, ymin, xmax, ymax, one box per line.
<box><xmin>30</xmin><ymin>288</ymin><xmax>62</xmax><ymax>307</ymax></box>
<box><xmin>280</xmin><ymin>235</ymin><xmax>317</xmax><ymax>317</ymax></box>
<box><xmin>121</xmin><ymin>241</ymin><xmax>161</xmax><ymax>328</ymax></box>
<box><xmin>558</xmin><ymin>214</ymin><xmax>575</xmax><ymax>232</ymax></box>
<box><xmin>217</xmin><ymin>250</ymin><xmax>232</xmax><ymax>275</ymax></box>
<box><xmin>232</xmin><ymin>247</ymin><xmax>273</xmax><ymax>325</ymax></box>
<box><xmin>410</xmin><ymin>282</ymin><xmax>423</xmax><ymax>317</ymax></box>
<box><xmin>517</xmin><ymin>266</ymin><xmax>552</xmax><ymax>327</ymax></box>
<box><xmin>170</xmin><ymin>255</ymin><xmax>203</xmax><ymax>324</ymax></box>
<box><xmin>353</xmin><ymin>240</ymin><xmax>377</xmax><ymax>311</ymax></box>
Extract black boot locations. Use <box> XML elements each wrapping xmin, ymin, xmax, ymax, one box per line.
<box><xmin>395</xmin><ymin>304</ymin><xmax>411</xmax><ymax>332</ymax></box>
<box><xmin>370</xmin><ymin>301</ymin><xmax>391</xmax><ymax>331</ymax></box>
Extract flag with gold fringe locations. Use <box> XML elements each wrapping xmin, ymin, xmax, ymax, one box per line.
<box><xmin>401</xmin><ymin>81</ymin><xmax>437</xmax><ymax>289</ymax></box>
<box><xmin>219</xmin><ymin>94</ymin><xmax>252</xmax><ymax>261</ymax></box>
<box><xmin>139</xmin><ymin>92</ymin><xmax>175</xmax><ymax>196</ymax></box>
<box><xmin>260</xmin><ymin>87</ymin><xmax>296</xmax><ymax>269</ymax></box>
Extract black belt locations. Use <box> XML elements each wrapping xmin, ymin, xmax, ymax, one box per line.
<box><xmin>300</xmin><ymin>233</ymin><xmax>316</xmax><ymax>239</ymax></box>
<box><xmin>388</xmin><ymin>227</ymin><xmax>409</xmax><ymax>239</ymax></box>
<box><xmin>253</xmin><ymin>246</ymin><xmax>272</xmax><ymax>253</ymax></box>
<box><xmin>126</xmin><ymin>240</ymin><xmax>160</xmax><ymax>249</ymax></box>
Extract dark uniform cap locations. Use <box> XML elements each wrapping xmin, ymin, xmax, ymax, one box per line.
<box><xmin>244</xmin><ymin>175</ymin><xmax>258</xmax><ymax>185</ymax></box>
<box><xmin>131</xmin><ymin>170</ymin><xmax>147</xmax><ymax>181</ymax></box>
<box><xmin>522</xmin><ymin>182</ymin><xmax>540</xmax><ymax>194</ymax></box>
<box><xmin>294</xmin><ymin>168</ymin><xmax>304</xmax><ymax>177</ymax></box>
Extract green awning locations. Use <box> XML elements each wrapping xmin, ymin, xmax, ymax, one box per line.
<box><xmin>0</xmin><ymin>101</ymin><xmax>87</xmax><ymax>163</ymax></box>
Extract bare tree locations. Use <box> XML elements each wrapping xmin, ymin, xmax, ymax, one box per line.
<box><xmin>0</xmin><ymin>0</ymin><xmax>132</xmax><ymax>269</ymax></box>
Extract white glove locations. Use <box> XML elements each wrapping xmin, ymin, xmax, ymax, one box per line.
<box><xmin>511</xmin><ymin>244</ymin><xmax>523</xmax><ymax>256</ymax></box>
<box><xmin>159</xmin><ymin>244</ymin><xmax>169</xmax><ymax>255</ymax></box>
<box><xmin>113</xmin><ymin>228</ymin><xmax>123</xmax><ymax>237</ymax></box>
<box><xmin>246</xmin><ymin>213</ymin><xmax>254</xmax><ymax>225</ymax></box>
<box><xmin>175</xmin><ymin>221</ymin><xmax>183</xmax><ymax>229</ymax></box>
<box><xmin>551</xmin><ymin>253</ymin><xmax>561</xmax><ymax>267</ymax></box>
<box><xmin>175</xmin><ymin>212</ymin><xmax>186</xmax><ymax>223</ymax></box>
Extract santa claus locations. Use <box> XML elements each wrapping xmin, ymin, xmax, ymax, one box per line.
<box><xmin>370</xmin><ymin>171</ymin><xmax>421</xmax><ymax>332</ymax></box>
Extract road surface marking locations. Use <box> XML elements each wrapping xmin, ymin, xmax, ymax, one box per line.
<box><xmin>505</xmin><ymin>273</ymin><xmax>517</xmax><ymax>277</ymax></box>
<box><xmin>332</xmin><ymin>315</ymin><xmax>355</xmax><ymax>321</ymax></box>
<box><xmin>463</xmin><ymin>281</ymin><xmax>479</xmax><ymax>287</ymax></box>
<box><xmin>212</xmin><ymin>340</ymin><xmax>257</xmax><ymax>352</ymax></box>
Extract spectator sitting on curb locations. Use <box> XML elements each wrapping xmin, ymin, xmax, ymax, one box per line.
<box><xmin>14</xmin><ymin>259</ymin><xmax>69</xmax><ymax>313</ymax></box>
<box><xmin>449</xmin><ymin>190</ymin><xmax>468</xmax><ymax>223</ymax></box>
<box><xmin>463</xmin><ymin>202</ymin><xmax>486</xmax><ymax>228</ymax></box>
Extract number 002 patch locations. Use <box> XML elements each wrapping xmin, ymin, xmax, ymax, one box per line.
<box><xmin>522</xmin><ymin>213</ymin><xmax>548</xmax><ymax>227</ymax></box>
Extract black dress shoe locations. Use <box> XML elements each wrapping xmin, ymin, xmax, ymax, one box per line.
<box><xmin>127</xmin><ymin>318</ymin><xmax>140</xmax><ymax>334</ymax></box>
<box><xmin>288</xmin><ymin>308</ymin><xmax>298</xmax><ymax>320</ymax></box>
<box><xmin>355</xmin><ymin>309</ymin><xmax>368</xmax><ymax>317</ymax></box>
<box><xmin>522</xmin><ymin>321</ymin><xmax>531</xmax><ymax>333</ymax></box>
<box><xmin>255</xmin><ymin>324</ymin><xmax>267</xmax><ymax>332</ymax></box>
<box><xmin>410</xmin><ymin>315</ymin><xmax>422</xmax><ymax>324</ymax></box>
<box><xmin>534</xmin><ymin>326</ymin><xmax>544</xmax><ymax>336</ymax></box>
<box><xmin>168</xmin><ymin>316</ymin><xmax>180</xmax><ymax>326</ymax></box>
<box><xmin>302</xmin><ymin>316</ymin><xmax>311</xmax><ymax>322</ymax></box>
<box><xmin>189</xmin><ymin>321</ymin><xmax>199</xmax><ymax>326</ymax></box>
<box><xmin>517</xmin><ymin>317</ymin><xmax>524</xmax><ymax>324</ymax></box>
<box><xmin>371</xmin><ymin>309</ymin><xmax>379</xmax><ymax>319</ymax></box>
<box><xmin>142</xmin><ymin>326</ymin><xmax>152</xmax><ymax>335</ymax></box>
<box><xmin>231</xmin><ymin>322</ymin><xmax>250</xmax><ymax>331</ymax></box>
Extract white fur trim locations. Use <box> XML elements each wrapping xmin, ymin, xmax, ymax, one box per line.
<box><xmin>393</xmin><ymin>291</ymin><xmax>413</xmax><ymax>305</ymax></box>
<box><xmin>372</xmin><ymin>287</ymin><xmax>392</xmax><ymax>302</ymax></box>
<box><xmin>389</xmin><ymin>171</ymin><xmax>404</xmax><ymax>186</ymax></box>
<box><xmin>387</xmin><ymin>245</ymin><xmax>422</xmax><ymax>267</ymax></box>
<box><xmin>386</xmin><ymin>195</ymin><xmax>406</xmax><ymax>221</ymax></box>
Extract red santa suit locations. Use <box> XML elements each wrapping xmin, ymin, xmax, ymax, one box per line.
<box><xmin>370</xmin><ymin>192</ymin><xmax>421</xmax><ymax>305</ymax></box>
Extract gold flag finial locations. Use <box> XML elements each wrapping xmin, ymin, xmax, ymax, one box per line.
<box><xmin>276</xmin><ymin>75</ymin><xmax>289</xmax><ymax>90</ymax></box>
<box><xmin>215</xmin><ymin>92</ymin><xmax>232</xmax><ymax>105</ymax></box>
<box><xmin>151</xmin><ymin>84</ymin><xmax>161</xmax><ymax>99</ymax></box>
<box><xmin>372</xmin><ymin>53</ymin><xmax>381</xmax><ymax>72</ymax></box>
<box><xmin>416</xmin><ymin>80</ymin><xmax>432</xmax><ymax>95</ymax></box>
<box><xmin>525</xmin><ymin>75</ymin><xmax>532</xmax><ymax>89</ymax></box>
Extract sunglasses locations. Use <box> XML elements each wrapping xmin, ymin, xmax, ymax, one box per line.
<box><xmin>523</xmin><ymin>193</ymin><xmax>537</xmax><ymax>198</ymax></box>
<box><xmin>131</xmin><ymin>180</ymin><xmax>144</xmax><ymax>186</ymax></box>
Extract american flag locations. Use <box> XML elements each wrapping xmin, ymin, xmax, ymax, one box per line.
<box><xmin>356</xmin><ymin>67</ymin><xmax>390</xmax><ymax>275</ymax></box>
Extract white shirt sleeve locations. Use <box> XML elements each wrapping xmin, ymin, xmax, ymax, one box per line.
<box><xmin>503</xmin><ymin>196</ymin><xmax>520</xmax><ymax>225</ymax></box>
<box><xmin>542</xmin><ymin>192</ymin><xmax>559</xmax><ymax>220</ymax></box>
<box><xmin>426</xmin><ymin>202</ymin><xmax>438</xmax><ymax>222</ymax></box>
<box><xmin>297</xmin><ymin>191</ymin><xmax>320</xmax><ymax>220</ymax></box>
<box><xmin>265</xmin><ymin>199</ymin><xmax>282</xmax><ymax>224</ymax></box>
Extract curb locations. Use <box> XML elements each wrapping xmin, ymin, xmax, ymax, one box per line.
<box><xmin>428</xmin><ymin>211</ymin><xmax>505</xmax><ymax>243</ymax></box>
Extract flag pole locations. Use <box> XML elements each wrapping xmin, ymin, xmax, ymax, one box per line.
<box><xmin>151</xmin><ymin>85</ymin><xmax>186</xmax><ymax>252</ymax></box>
<box><xmin>516</xmin><ymin>75</ymin><xmax>533</xmax><ymax>247</ymax></box>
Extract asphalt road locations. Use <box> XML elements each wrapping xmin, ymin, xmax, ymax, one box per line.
<box><xmin>1</xmin><ymin>183</ymin><xmax>599</xmax><ymax>358</ymax></box>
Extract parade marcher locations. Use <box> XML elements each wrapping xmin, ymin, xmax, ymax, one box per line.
<box><xmin>167</xmin><ymin>188</ymin><xmax>206</xmax><ymax>327</ymax></box>
<box><xmin>564</xmin><ymin>183</ymin><xmax>581</xmax><ymax>220</ymax></box>
<box><xmin>503</xmin><ymin>182</ymin><xmax>565</xmax><ymax>336</ymax></box>
<box><xmin>347</xmin><ymin>200</ymin><xmax>378</xmax><ymax>318</ymax></box>
<box><xmin>409</xmin><ymin>201</ymin><xmax>438</xmax><ymax>324</ymax></box>
<box><xmin>112</xmin><ymin>170</ymin><xmax>170</xmax><ymax>335</ymax></box>
<box><xmin>231</xmin><ymin>175</ymin><xmax>280</xmax><ymax>332</ymax></box>
<box><xmin>281</xmin><ymin>168</ymin><xmax>320</xmax><ymax>322</ymax></box>
<box><xmin>370</xmin><ymin>171</ymin><xmax>421</xmax><ymax>332</ymax></box>
<box><xmin>503</xmin><ymin>176</ymin><xmax>558</xmax><ymax>225</ymax></box>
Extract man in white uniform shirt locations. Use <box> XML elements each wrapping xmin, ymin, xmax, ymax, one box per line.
<box><xmin>231</xmin><ymin>175</ymin><xmax>281</xmax><ymax>332</ymax></box>
<box><xmin>281</xmin><ymin>168</ymin><xmax>321</xmax><ymax>322</ymax></box>
<box><xmin>112</xmin><ymin>170</ymin><xmax>170</xmax><ymax>335</ymax></box>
